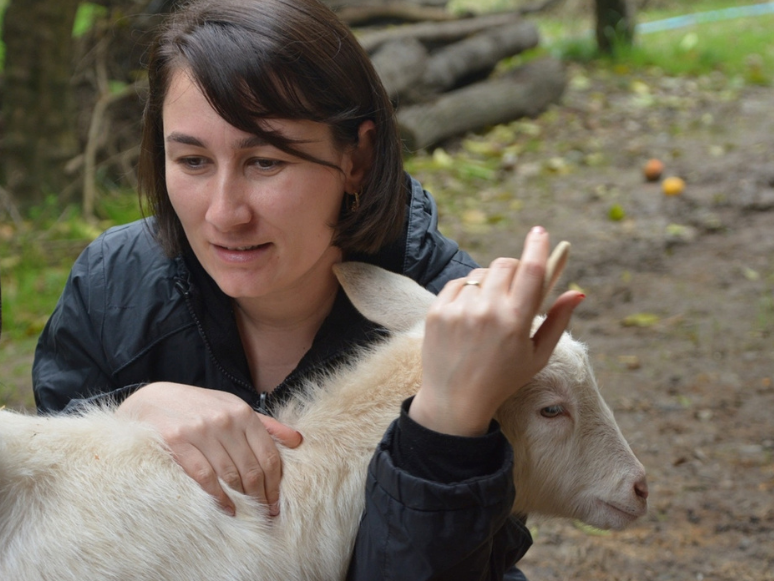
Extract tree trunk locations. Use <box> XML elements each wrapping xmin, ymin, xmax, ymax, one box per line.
<box><xmin>595</xmin><ymin>0</ymin><xmax>636</xmax><ymax>53</ymax></box>
<box><xmin>398</xmin><ymin>58</ymin><xmax>566</xmax><ymax>151</ymax></box>
<box><xmin>1</xmin><ymin>0</ymin><xmax>82</xmax><ymax>210</ymax></box>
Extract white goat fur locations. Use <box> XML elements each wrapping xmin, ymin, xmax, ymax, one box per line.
<box><xmin>0</xmin><ymin>262</ymin><xmax>647</xmax><ymax>581</ymax></box>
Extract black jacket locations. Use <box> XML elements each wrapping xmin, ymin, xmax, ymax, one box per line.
<box><xmin>33</xmin><ymin>175</ymin><xmax>532</xmax><ymax>580</ymax></box>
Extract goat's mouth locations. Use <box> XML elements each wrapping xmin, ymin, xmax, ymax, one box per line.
<box><xmin>592</xmin><ymin>498</ymin><xmax>647</xmax><ymax>530</ymax></box>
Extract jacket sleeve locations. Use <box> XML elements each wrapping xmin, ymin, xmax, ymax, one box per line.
<box><xmin>32</xmin><ymin>236</ymin><xmax>148</xmax><ymax>413</ymax></box>
<box><xmin>345</xmin><ymin>415</ymin><xmax>532</xmax><ymax>580</ymax></box>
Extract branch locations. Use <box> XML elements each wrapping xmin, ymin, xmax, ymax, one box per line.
<box><xmin>82</xmin><ymin>77</ymin><xmax>148</xmax><ymax>219</ymax></box>
<box><xmin>0</xmin><ymin>184</ymin><xmax>24</xmax><ymax>227</ymax></box>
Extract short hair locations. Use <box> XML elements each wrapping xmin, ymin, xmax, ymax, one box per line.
<box><xmin>138</xmin><ymin>0</ymin><xmax>406</xmax><ymax>257</ymax></box>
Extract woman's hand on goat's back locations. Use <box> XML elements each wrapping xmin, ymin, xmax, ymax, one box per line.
<box><xmin>116</xmin><ymin>383</ymin><xmax>302</xmax><ymax>516</ymax></box>
<box><xmin>410</xmin><ymin>226</ymin><xmax>585</xmax><ymax>437</ymax></box>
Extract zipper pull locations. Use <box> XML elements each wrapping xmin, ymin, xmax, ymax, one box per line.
<box><xmin>258</xmin><ymin>392</ymin><xmax>269</xmax><ymax>416</ymax></box>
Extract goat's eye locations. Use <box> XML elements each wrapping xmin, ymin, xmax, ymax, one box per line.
<box><xmin>540</xmin><ymin>405</ymin><xmax>565</xmax><ymax>418</ymax></box>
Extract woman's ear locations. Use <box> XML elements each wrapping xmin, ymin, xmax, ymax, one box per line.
<box><xmin>344</xmin><ymin>120</ymin><xmax>375</xmax><ymax>193</ymax></box>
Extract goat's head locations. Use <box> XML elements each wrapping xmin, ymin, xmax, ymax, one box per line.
<box><xmin>333</xmin><ymin>242</ymin><xmax>647</xmax><ymax>531</ymax></box>
<box><xmin>497</xmin><ymin>324</ymin><xmax>648</xmax><ymax>530</ymax></box>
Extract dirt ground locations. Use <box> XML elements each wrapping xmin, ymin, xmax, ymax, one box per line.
<box><xmin>1</xmin><ymin>59</ymin><xmax>772</xmax><ymax>579</ymax></box>
<box><xmin>429</xmin><ymin>64</ymin><xmax>773</xmax><ymax>580</ymax></box>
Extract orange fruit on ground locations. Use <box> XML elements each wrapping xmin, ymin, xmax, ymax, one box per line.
<box><xmin>643</xmin><ymin>158</ymin><xmax>664</xmax><ymax>182</ymax></box>
<box><xmin>662</xmin><ymin>176</ymin><xmax>685</xmax><ymax>196</ymax></box>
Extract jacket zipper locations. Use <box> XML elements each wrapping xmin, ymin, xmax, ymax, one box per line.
<box><xmin>175</xmin><ymin>275</ymin><xmax>353</xmax><ymax>417</ymax></box>
<box><xmin>175</xmin><ymin>277</ymin><xmax>261</xmax><ymax>408</ymax></box>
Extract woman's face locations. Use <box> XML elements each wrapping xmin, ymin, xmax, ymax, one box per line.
<box><xmin>162</xmin><ymin>69</ymin><xmax>358</xmax><ymax>303</ymax></box>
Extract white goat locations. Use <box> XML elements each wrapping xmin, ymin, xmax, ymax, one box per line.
<box><xmin>0</xmin><ymin>249</ymin><xmax>647</xmax><ymax>581</ymax></box>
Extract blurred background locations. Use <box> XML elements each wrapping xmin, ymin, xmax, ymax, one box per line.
<box><xmin>1</xmin><ymin>1</ymin><xmax>773</xmax><ymax>578</ymax></box>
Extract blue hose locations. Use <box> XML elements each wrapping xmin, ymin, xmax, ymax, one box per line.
<box><xmin>637</xmin><ymin>1</ymin><xmax>774</xmax><ymax>34</ymax></box>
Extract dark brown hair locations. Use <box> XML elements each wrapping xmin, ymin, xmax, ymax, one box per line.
<box><xmin>138</xmin><ymin>0</ymin><xmax>406</xmax><ymax>257</ymax></box>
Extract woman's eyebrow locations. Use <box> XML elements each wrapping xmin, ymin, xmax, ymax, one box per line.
<box><xmin>164</xmin><ymin>132</ymin><xmax>269</xmax><ymax>150</ymax></box>
<box><xmin>165</xmin><ymin>132</ymin><xmax>204</xmax><ymax>147</ymax></box>
<box><xmin>236</xmin><ymin>135</ymin><xmax>268</xmax><ymax>149</ymax></box>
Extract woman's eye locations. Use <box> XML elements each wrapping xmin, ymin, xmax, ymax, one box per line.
<box><xmin>178</xmin><ymin>156</ymin><xmax>207</xmax><ymax>170</ymax></box>
<box><xmin>540</xmin><ymin>405</ymin><xmax>565</xmax><ymax>418</ymax></box>
<box><xmin>250</xmin><ymin>158</ymin><xmax>284</xmax><ymax>171</ymax></box>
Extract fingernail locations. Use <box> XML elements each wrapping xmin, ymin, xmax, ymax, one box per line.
<box><xmin>225</xmin><ymin>505</ymin><xmax>236</xmax><ymax>517</ymax></box>
<box><xmin>269</xmin><ymin>502</ymin><xmax>280</xmax><ymax>517</ymax></box>
<box><xmin>531</xmin><ymin>225</ymin><xmax>545</xmax><ymax>234</ymax></box>
<box><xmin>296</xmin><ymin>431</ymin><xmax>304</xmax><ymax>445</ymax></box>
<box><xmin>576</xmin><ymin>293</ymin><xmax>586</xmax><ymax>304</ymax></box>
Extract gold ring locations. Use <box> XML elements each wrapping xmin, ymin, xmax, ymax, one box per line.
<box><xmin>464</xmin><ymin>280</ymin><xmax>481</xmax><ymax>287</ymax></box>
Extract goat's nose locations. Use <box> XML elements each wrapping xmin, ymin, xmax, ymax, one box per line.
<box><xmin>634</xmin><ymin>476</ymin><xmax>649</xmax><ymax>501</ymax></box>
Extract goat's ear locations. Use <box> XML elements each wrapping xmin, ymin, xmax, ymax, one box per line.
<box><xmin>333</xmin><ymin>262</ymin><xmax>436</xmax><ymax>333</ymax></box>
<box><xmin>542</xmin><ymin>241</ymin><xmax>571</xmax><ymax>308</ymax></box>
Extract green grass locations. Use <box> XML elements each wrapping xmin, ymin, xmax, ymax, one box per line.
<box><xmin>540</xmin><ymin>1</ymin><xmax>774</xmax><ymax>84</ymax></box>
<box><xmin>448</xmin><ymin>0</ymin><xmax>774</xmax><ymax>85</ymax></box>
<box><xmin>0</xmin><ymin>192</ymin><xmax>143</xmax><ymax>343</ymax></box>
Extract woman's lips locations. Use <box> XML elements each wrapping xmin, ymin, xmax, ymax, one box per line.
<box><xmin>212</xmin><ymin>242</ymin><xmax>271</xmax><ymax>263</ymax></box>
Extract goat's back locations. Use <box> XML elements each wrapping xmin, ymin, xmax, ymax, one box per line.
<box><xmin>0</xmin><ymin>409</ymin><xmax>289</xmax><ymax>580</ymax></box>
<box><xmin>0</xmin><ymin>333</ymin><xmax>424</xmax><ymax>581</ymax></box>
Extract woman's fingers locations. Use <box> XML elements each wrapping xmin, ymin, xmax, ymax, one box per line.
<box><xmin>437</xmin><ymin>267</ymin><xmax>488</xmax><ymax>303</ymax></box>
<box><xmin>117</xmin><ymin>383</ymin><xmax>302</xmax><ymax>518</ymax></box>
<box><xmin>259</xmin><ymin>415</ymin><xmax>303</xmax><ymax>449</ymax></box>
<box><xmin>508</xmin><ymin>226</ymin><xmax>549</xmax><ymax>316</ymax></box>
<box><xmin>173</xmin><ymin>441</ymin><xmax>237</xmax><ymax>516</ymax></box>
<box><xmin>480</xmin><ymin>258</ymin><xmax>519</xmax><ymax>297</ymax></box>
<box><xmin>414</xmin><ymin>227</ymin><xmax>581</xmax><ymax>437</ymax></box>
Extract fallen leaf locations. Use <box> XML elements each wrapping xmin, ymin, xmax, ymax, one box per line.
<box><xmin>574</xmin><ymin>521</ymin><xmax>611</xmax><ymax>536</ymax></box>
<box><xmin>618</xmin><ymin>355</ymin><xmax>641</xmax><ymax>370</ymax></box>
<box><xmin>622</xmin><ymin>313</ymin><xmax>661</xmax><ymax>328</ymax></box>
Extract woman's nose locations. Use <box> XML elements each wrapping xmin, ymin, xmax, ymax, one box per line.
<box><xmin>205</xmin><ymin>173</ymin><xmax>252</xmax><ymax>230</ymax></box>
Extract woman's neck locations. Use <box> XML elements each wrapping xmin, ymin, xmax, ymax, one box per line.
<box><xmin>233</xmin><ymin>257</ymin><xmax>342</xmax><ymax>393</ymax></box>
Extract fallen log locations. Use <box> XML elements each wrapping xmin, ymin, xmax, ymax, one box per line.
<box><xmin>370</xmin><ymin>38</ymin><xmax>428</xmax><ymax>99</ymax></box>
<box><xmin>417</xmin><ymin>19</ymin><xmax>539</xmax><ymax>94</ymax></box>
<box><xmin>324</xmin><ymin>0</ymin><xmax>448</xmax><ymax>8</ymax></box>
<box><xmin>397</xmin><ymin>58</ymin><xmax>567</xmax><ymax>151</ymax></box>
<box><xmin>356</xmin><ymin>10</ymin><xmax>523</xmax><ymax>53</ymax></box>
<box><xmin>336</xmin><ymin>4</ymin><xmax>456</xmax><ymax>25</ymax></box>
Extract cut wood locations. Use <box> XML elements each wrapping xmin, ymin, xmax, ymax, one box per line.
<box><xmin>418</xmin><ymin>20</ymin><xmax>539</xmax><ymax>94</ymax></box>
<box><xmin>356</xmin><ymin>11</ymin><xmax>523</xmax><ymax>53</ymax></box>
<box><xmin>336</xmin><ymin>4</ymin><xmax>456</xmax><ymax>25</ymax></box>
<box><xmin>397</xmin><ymin>58</ymin><xmax>566</xmax><ymax>151</ymax></box>
<box><xmin>324</xmin><ymin>0</ymin><xmax>449</xmax><ymax>8</ymax></box>
<box><xmin>370</xmin><ymin>38</ymin><xmax>428</xmax><ymax>99</ymax></box>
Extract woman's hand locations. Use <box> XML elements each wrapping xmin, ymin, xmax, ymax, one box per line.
<box><xmin>410</xmin><ymin>226</ymin><xmax>585</xmax><ymax>437</ymax></box>
<box><xmin>116</xmin><ymin>382</ymin><xmax>302</xmax><ymax>516</ymax></box>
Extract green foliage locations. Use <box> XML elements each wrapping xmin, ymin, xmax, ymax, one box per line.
<box><xmin>0</xmin><ymin>189</ymin><xmax>140</xmax><ymax>408</ymax></box>
<box><xmin>0</xmin><ymin>0</ymin><xmax>7</xmax><ymax>70</ymax></box>
<box><xmin>72</xmin><ymin>2</ymin><xmax>108</xmax><ymax>38</ymax></box>
<box><xmin>0</xmin><ymin>1</ymin><xmax>107</xmax><ymax>70</ymax></box>
<box><xmin>541</xmin><ymin>1</ymin><xmax>774</xmax><ymax>85</ymax></box>
<box><xmin>0</xmin><ymin>192</ymin><xmax>142</xmax><ymax>343</ymax></box>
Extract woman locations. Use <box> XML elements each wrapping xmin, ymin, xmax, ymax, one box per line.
<box><xmin>33</xmin><ymin>0</ymin><xmax>582</xmax><ymax>578</ymax></box>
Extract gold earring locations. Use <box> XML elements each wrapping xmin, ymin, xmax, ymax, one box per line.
<box><xmin>350</xmin><ymin>190</ymin><xmax>361</xmax><ymax>212</ymax></box>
